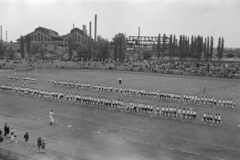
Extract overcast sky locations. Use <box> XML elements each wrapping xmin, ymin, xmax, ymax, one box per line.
<box><xmin>0</xmin><ymin>0</ymin><xmax>239</xmax><ymax>48</ymax></box>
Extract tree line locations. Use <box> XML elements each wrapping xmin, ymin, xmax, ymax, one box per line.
<box><xmin>156</xmin><ymin>34</ymin><xmax>224</xmax><ymax>61</ymax></box>
<box><xmin>0</xmin><ymin>33</ymin><xmax>225</xmax><ymax>61</ymax></box>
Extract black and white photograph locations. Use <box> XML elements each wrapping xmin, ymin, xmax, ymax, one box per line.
<box><xmin>0</xmin><ymin>0</ymin><xmax>240</xmax><ymax>159</ymax></box>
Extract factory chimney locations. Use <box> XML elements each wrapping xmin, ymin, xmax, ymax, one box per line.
<box><xmin>89</xmin><ymin>22</ymin><xmax>92</xmax><ymax>38</ymax></box>
<box><xmin>94</xmin><ymin>14</ymin><xmax>97</xmax><ymax>41</ymax></box>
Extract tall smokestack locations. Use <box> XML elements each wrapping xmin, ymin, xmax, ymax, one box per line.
<box><xmin>82</xmin><ymin>25</ymin><xmax>87</xmax><ymax>35</ymax></box>
<box><xmin>0</xmin><ymin>25</ymin><xmax>2</xmax><ymax>41</ymax></box>
<box><xmin>89</xmin><ymin>22</ymin><xmax>92</xmax><ymax>38</ymax></box>
<box><xmin>94</xmin><ymin>14</ymin><xmax>97</xmax><ymax>41</ymax></box>
<box><xmin>6</xmin><ymin>30</ymin><xmax>7</xmax><ymax>42</ymax></box>
<box><xmin>138</xmin><ymin>27</ymin><xmax>140</xmax><ymax>37</ymax></box>
<box><xmin>73</xmin><ymin>23</ymin><xmax>74</xmax><ymax>29</ymax></box>
<box><xmin>138</xmin><ymin>27</ymin><xmax>140</xmax><ymax>52</ymax></box>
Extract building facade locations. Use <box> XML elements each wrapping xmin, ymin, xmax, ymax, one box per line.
<box><xmin>17</xmin><ymin>26</ymin><xmax>89</xmax><ymax>46</ymax></box>
<box><xmin>62</xmin><ymin>28</ymin><xmax>88</xmax><ymax>46</ymax></box>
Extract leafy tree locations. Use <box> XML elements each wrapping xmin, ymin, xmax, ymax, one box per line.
<box><xmin>6</xmin><ymin>46</ymin><xmax>15</xmax><ymax>59</ymax></box>
<box><xmin>157</xmin><ymin>34</ymin><xmax>161</xmax><ymax>60</ymax></box>
<box><xmin>31</xmin><ymin>43</ymin><xmax>40</xmax><ymax>56</ymax></box>
<box><xmin>226</xmin><ymin>53</ymin><xmax>234</xmax><ymax>58</ymax></box>
<box><xmin>172</xmin><ymin>35</ymin><xmax>176</xmax><ymax>58</ymax></box>
<box><xmin>86</xmin><ymin>38</ymin><xmax>93</xmax><ymax>59</ymax></box>
<box><xmin>112</xmin><ymin>33</ymin><xmax>126</xmax><ymax>60</ymax></box>
<box><xmin>221</xmin><ymin>37</ymin><xmax>224</xmax><ymax>57</ymax></box>
<box><xmin>196</xmin><ymin>35</ymin><xmax>203</xmax><ymax>60</ymax></box>
<box><xmin>20</xmin><ymin>36</ymin><xmax>25</xmax><ymax>58</ymax></box>
<box><xmin>91</xmin><ymin>40</ymin><xmax>98</xmax><ymax>58</ymax></box>
<box><xmin>39</xmin><ymin>44</ymin><xmax>46</xmax><ymax>58</ymax></box>
<box><xmin>190</xmin><ymin>35</ymin><xmax>194</xmax><ymax>59</ymax></box>
<box><xmin>186</xmin><ymin>37</ymin><xmax>190</xmax><ymax>57</ymax></box>
<box><xmin>141</xmin><ymin>50</ymin><xmax>152</xmax><ymax>60</ymax></box>
<box><xmin>217</xmin><ymin>37</ymin><xmax>222</xmax><ymax>61</ymax></box>
<box><xmin>206</xmin><ymin>37</ymin><xmax>210</xmax><ymax>61</ymax></box>
<box><xmin>54</xmin><ymin>45</ymin><xmax>57</xmax><ymax>52</ymax></box>
<box><xmin>25</xmin><ymin>35</ymin><xmax>31</xmax><ymax>54</ymax></box>
<box><xmin>68</xmin><ymin>36</ymin><xmax>73</xmax><ymax>60</ymax></box>
<box><xmin>0</xmin><ymin>41</ymin><xmax>3</xmax><ymax>57</ymax></box>
<box><xmin>96</xmin><ymin>36</ymin><xmax>111</xmax><ymax>59</ymax></box>
<box><xmin>179</xmin><ymin>35</ymin><xmax>183</xmax><ymax>59</ymax></box>
<box><xmin>162</xmin><ymin>33</ymin><xmax>166</xmax><ymax>59</ymax></box>
<box><xmin>203</xmin><ymin>38</ymin><xmax>207</xmax><ymax>61</ymax></box>
<box><xmin>76</xmin><ymin>43</ymin><xmax>88</xmax><ymax>59</ymax></box>
<box><xmin>168</xmin><ymin>34</ymin><xmax>172</xmax><ymax>60</ymax></box>
<box><xmin>209</xmin><ymin>36</ymin><xmax>213</xmax><ymax>60</ymax></box>
<box><xmin>193</xmin><ymin>36</ymin><xmax>197</xmax><ymax>59</ymax></box>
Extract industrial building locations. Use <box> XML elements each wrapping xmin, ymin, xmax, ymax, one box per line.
<box><xmin>16</xmin><ymin>26</ymin><xmax>89</xmax><ymax>46</ymax></box>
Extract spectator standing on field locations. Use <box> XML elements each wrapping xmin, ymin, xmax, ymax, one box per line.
<box><xmin>0</xmin><ymin>129</ymin><xmax>3</xmax><ymax>142</ymax></box>
<box><xmin>41</xmin><ymin>138</ymin><xmax>46</xmax><ymax>153</ymax></box>
<box><xmin>11</xmin><ymin>135</ymin><xmax>17</xmax><ymax>143</ymax></box>
<box><xmin>24</xmin><ymin>132</ymin><xmax>29</xmax><ymax>144</ymax></box>
<box><xmin>203</xmin><ymin>84</ymin><xmax>206</xmax><ymax>93</ymax></box>
<box><xmin>4</xmin><ymin>123</ymin><xmax>10</xmax><ymax>138</ymax></box>
<box><xmin>0</xmin><ymin>135</ymin><xmax>3</xmax><ymax>142</ymax></box>
<box><xmin>10</xmin><ymin>128</ymin><xmax>14</xmax><ymax>136</ymax></box>
<box><xmin>119</xmin><ymin>77</ymin><xmax>122</xmax><ymax>85</ymax></box>
<box><xmin>49</xmin><ymin>110</ymin><xmax>54</xmax><ymax>125</ymax></box>
<box><xmin>37</xmin><ymin>136</ymin><xmax>42</xmax><ymax>152</ymax></box>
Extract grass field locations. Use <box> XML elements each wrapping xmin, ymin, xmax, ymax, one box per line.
<box><xmin>0</xmin><ymin>69</ymin><xmax>240</xmax><ymax>160</ymax></box>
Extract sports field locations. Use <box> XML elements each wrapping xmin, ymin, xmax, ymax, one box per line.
<box><xmin>0</xmin><ymin>69</ymin><xmax>240</xmax><ymax>160</ymax></box>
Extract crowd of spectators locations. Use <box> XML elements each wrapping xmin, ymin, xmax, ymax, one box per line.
<box><xmin>121</xmin><ymin>60</ymin><xmax>240</xmax><ymax>79</ymax></box>
<box><xmin>1</xmin><ymin>58</ymin><xmax>240</xmax><ymax>79</ymax></box>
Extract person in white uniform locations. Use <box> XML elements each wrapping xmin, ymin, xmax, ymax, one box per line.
<box><xmin>49</xmin><ymin>110</ymin><xmax>54</xmax><ymax>125</ymax></box>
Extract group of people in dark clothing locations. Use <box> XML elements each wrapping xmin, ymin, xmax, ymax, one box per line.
<box><xmin>0</xmin><ymin>123</ymin><xmax>18</xmax><ymax>143</ymax></box>
<box><xmin>0</xmin><ymin>123</ymin><xmax>45</xmax><ymax>153</ymax></box>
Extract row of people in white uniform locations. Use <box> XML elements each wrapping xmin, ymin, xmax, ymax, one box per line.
<box><xmin>182</xmin><ymin>94</ymin><xmax>236</xmax><ymax>109</ymax></box>
<box><xmin>92</xmin><ymin>84</ymin><xmax>181</xmax><ymax>102</ymax></box>
<box><xmin>7</xmin><ymin>76</ymin><xmax>19</xmax><ymax>81</ymax></box>
<box><xmin>156</xmin><ymin>106</ymin><xmax>197</xmax><ymax>122</ymax></box>
<box><xmin>48</xmin><ymin>79</ymin><xmax>90</xmax><ymax>90</ymax></box>
<box><xmin>0</xmin><ymin>84</ymin><xmax>64</xmax><ymax>100</ymax></box>
<box><xmin>22</xmin><ymin>77</ymin><xmax>36</xmax><ymax>83</ymax></box>
<box><xmin>7</xmin><ymin>76</ymin><xmax>36</xmax><ymax>84</ymax></box>
<box><xmin>202</xmin><ymin>112</ymin><xmax>222</xmax><ymax>126</ymax></box>
<box><xmin>67</xmin><ymin>93</ymin><xmax>155</xmax><ymax>116</ymax></box>
<box><xmin>0</xmin><ymin>84</ymin><xmax>223</xmax><ymax>126</ymax></box>
<box><xmin>92</xmin><ymin>84</ymin><xmax>235</xmax><ymax>110</ymax></box>
<box><xmin>46</xmin><ymin>80</ymin><xmax>236</xmax><ymax>110</ymax></box>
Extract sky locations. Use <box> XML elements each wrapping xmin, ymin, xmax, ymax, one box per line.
<box><xmin>0</xmin><ymin>0</ymin><xmax>239</xmax><ymax>48</ymax></box>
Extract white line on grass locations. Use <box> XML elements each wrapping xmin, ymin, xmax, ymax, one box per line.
<box><xmin>198</xmin><ymin>85</ymin><xmax>240</xmax><ymax>96</ymax></box>
<box><xmin>87</xmin><ymin>112</ymin><xmax>123</xmax><ymax>122</ymax></box>
<box><xmin>170</xmin><ymin>135</ymin><xmax>240</xmax><ymax>152</ymax></box>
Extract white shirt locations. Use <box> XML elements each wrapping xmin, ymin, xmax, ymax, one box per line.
<box><xmin>49</xmin><ymin>111</ymin><xmax>54</xmax><ymax>123</ymax></box>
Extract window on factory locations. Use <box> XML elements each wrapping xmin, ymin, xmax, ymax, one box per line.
<box><xmin>41</xmin><ymin>35</ymin><xmax>43</xmax><ymax>41</ymax></box>
<box><xmin>78</xmin><ymin>36</ymin><xmax>80</xmax><ymax>42</ymax></box>
<box><xmin>38</xmin><ymin>33</ymin><xmax>40</xmax><ymax>41</ymax></box>
<box><xmin>74</xmin><ymin>34</ymin><xmax>77</xmax><ymax>42</ymax></box>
